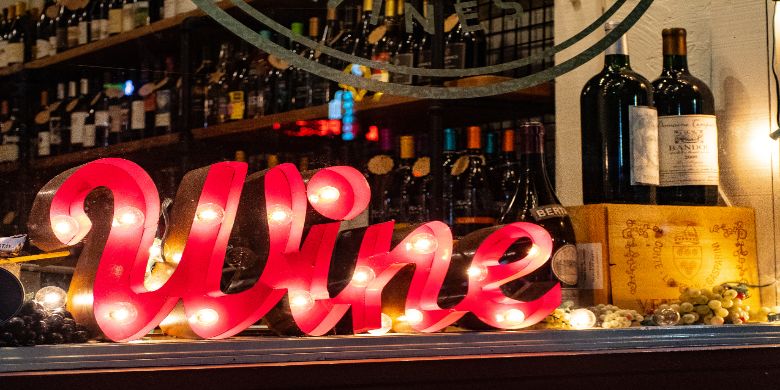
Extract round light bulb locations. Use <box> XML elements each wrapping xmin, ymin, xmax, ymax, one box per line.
<box><xmin>569</xmin><ymin>308</ymin><xmax>597</xmax><ymax>330</ymax></box>
<box><xmin>267</xmin><ymin>205</ymin><xmax>293</xmax><ymax>225</ymax></box>
<box><xmin>190</xmin><ymin>308</ymin><xmax>220</xmax><ymax>326</ymax></box>
<box><xmin>112</xmin><ymin>206</ymin><xmax>145</xmax><ymax>228</ymax></box>
<box><xmin>367</xmin><ymin>313</ymin><xmax>393</xmax><ymax>336</ymax></box>
<box><xmin>170</xmin><ymin>252</ymin><xmax>183</xmax><ymax>265</ymax></box>
<box><xmin>466</xmin><ymin>264</ymin><xmax>488</xmax><ymax>281</ymax></box>
<box><xmin>495</xmin><ymin>308</ymin><xmax>526</xmax><ymax>328</ymax></box>
<box><xmin>107</xmin><ymin>302</ymin><xmax>137</xmax><ymax>324</ymax></box>
<box><xmin>403</xmin><ymin>309</ymin><xmax>424</xmax><ymax>326</ymax></box>
<box><xmin>405</xmin><ymin>233</ymin><xmax>438</xmax><ymax>254</ymax></box>
<box><xmin>51</xmin><ymin>215</ymin><xmax>79</xmax><ymax>242</ymax></box>
<box><xmin>148</xmin><ymin>240</ymin><xmax>162</xmax><ymax>258</ymax></box>
<box><xmin>34</xmin><ymin>286</ymin><xmax>67</xmax><ymax>311</ymax></box>
<box><xmin>527</xmin><ymin>244</ymin><xmax>540</xmax><ymax>257</ymax></box>
<box><xmin>194</xmin><ymin>203</ymin><xmax>225</xmax><ymax>225</ymax></box>
<box><xmin>351</xmin><ymin>266</ymin><xmax>376</xmax><ymax>288</ymax></box>
<box><xmin>289</xmin><ymin>291</ymin><xmax>315</xmax><ymax>311</ymax></box>
<box><xmin>308</xmin><ymin>186</ymin><xmax>340</xmax><ymax>205</ymax></box>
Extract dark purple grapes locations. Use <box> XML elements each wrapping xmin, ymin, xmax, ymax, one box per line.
<box><xmin>0</xmin><ymin>331</ymin><xmax>13</xmax><ymax>343</ymax></box>
<box><xmin>47</xmin><ymin>332</ymin><xmax>64</xmax><ymax>344</ymax></box>
<box><xmin>6</xmin><ymin>317</ymin><xmax>25</xmax><ymax>334</ymax></box>
<box><xmin>45</xmin><ymin>313</ymin><xmax>64</xmax><ymax>331</ymax></box>
<box><xmin>72</xmin><ymin>331</ymin><xmax>89</xmax><ymax>343</ymax></box>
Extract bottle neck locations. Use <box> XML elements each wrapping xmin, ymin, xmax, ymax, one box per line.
<box><xmin>517</xmin><ymin>133</ymin><xmax>547</xmax><ymax>171</ymax></box>
<box><xmin>663</xmin><ymin>54</ymin><xmax>689</xmax><ymax>73</ymax></box>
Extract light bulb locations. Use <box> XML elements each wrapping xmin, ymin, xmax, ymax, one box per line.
<box><xmin>569</xmin><ymin>308</ymin><xmax>597</xmax><ymax>330</ymax></box>
<box><xmin>51</xmin><ymin>215</ymin><xmax>79</xmax><ymax>242</ymax></box>
<box><xmin>72</xmin><ymin>293</ymin><xmax>94</xmax><ymax>307</ymax></box>
<box><xmin>466</xmin><ymin>264</ymin><xmax>488</xmax><ymax>281</ymax></box>
<box><xmin>405</xmin><ymin>233</ymin><xmax>438</xmax><ymax>254</ymax></box>
<box><xmin>289</xmin><ymin>291</ymin><xmax>315</xmax><ymax>311</ymax></box>
<box><xmin>189</xmin><ymin>308</ymin><xmax>220</xmax><ymax>326</ymax></box>
<box><xmin>367</xmin><ymin>313</ymin><xmax>393</xmax><ymax>336</ymax></box>
<box><xmin>308</xmin><ymin>185</ymin><xmax>341</xmax><ymax>205</ymax></box>
<box><xmin>351</xmin><ymin>266</ymin><xmax>376</xmax><ymax>287</ymax></box>
<box><xmin>267</xmin><ymin>205</ymin><xmax>293</xmax><ymax>225</ymax></box>
<box><xmin>527</xmin><ymin>244</ymin><xmax>540</xmax><ymax>257</ymax></box>
<box><xmin>403</xmin><ymin>309</ymin><xmax>423</xmax><ymax>326</ymax></box>
<box><xmin>495</xmin><ymin>309</ymin><xmax>525</xmax><ymax>328</ymax></box>
<box><xmin>194</xmin><ymin>203</ymin><xmax>225</xmax><ymax>225</ymax></box>
<box><xmin>170</xmin><ymin>252</ymin><xmax>183</xmax><ymax>265</ymax></box>
<box><xmin>34</xmin><ymin>286</ymin><xmax>67</xmax><ymax>311</ymax></box>
<box><xmin>112</xmin><ymin>206</ymin><xmax>144</xmax><ymax>228</ymax></box>
<box><xmin>148</xmin><ymin>239</ymin><xmax>162</xmax><ymax>258</ymax></box>
<box><xmin>106</xmin><ymin>302</ymin><xmax>137</xmax><ymax>324</ymax></box>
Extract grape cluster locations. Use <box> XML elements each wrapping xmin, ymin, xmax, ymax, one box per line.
<box><xmin>589</xmin><ymin>304</ymin><xmax>644</xmax><ymax>328</ymax></box>
<box><xmin>0</xmin><ymin>301</ymin><xmax>90</xmax><ymax>347</ymax></box>
<box><xmin>673</xmin><ymin>284</ymin><xmax>751</xmax><ymax>325</ymax></box>
<box><xmin>540</xmin><ymin>301</ymin><xmax>575</xmax><ymax>329</ymax></box>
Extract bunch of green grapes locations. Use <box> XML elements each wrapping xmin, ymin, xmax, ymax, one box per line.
<box><xmin>675</xmin><ymin>284</ymin><xmax>750</xmax><ymax>325</ymax></box>
<box><xmin>540</xmin><ymin>301</ymin><xmax>576</xmax><ymax>329</ymax></box>
<box><xmin>589</xmin><ymin>304</ymin><xmax>644</xmax><ymax>328</ymax></box>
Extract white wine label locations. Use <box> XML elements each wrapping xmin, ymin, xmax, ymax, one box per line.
<box><xmin>67</xmin><ymin>26</ymin><xmax>80</xmax><ymax>47</ymax></box>
<box><xmin>530</xmin><ymin>204</ymin><xmax>568</xmax><ymax>222</ymax></box>
<box><xmin>450</xmin><ymin>155</ymin><xmax>470</xmax><ymax>176</ymax></box>
<box><xmin>1</xmin><ymin>121</ymin><xmax>12</xmax><ymax>133</ymax></box>
<box><xmin>658</xmin><ymin>114</ymin><xmax>719</xmax><ymax>187</ymax></box>
<box><xmin>108</xmin><ymin>105</ymin><xmax>122</xmax><ymax>133</ymax></box>
<box><xmin>70</xmin><ymin>112</ymin><xmax>88</xmax><ymax>144</ymax></box>
<box><xmin>412</xmin><ymin>157</ymin><xmax>431</xmax><ymax>178</ymax></box>
<box><xmin>0</xmin><ymin>144</ymin><xmax>19</xmax><ymax>162</ymax></box>
<box><xmin>176</xmin><ymin>0</ymin><xmax>197</xmax><ymax>14</ymax></box>
<box><xmin>0</xmin><ymin>234</ymin><xmax>25</xmax><ymax>256</ymax></box>
<box><xmin>367</xmin><ymin>25</ymin><xmax>386</xmax><ymax>45</ymax></box>
<box><xmin>78</xmin><ymin>21</ymin><xmax>88</xmax><ymax>45</ymax></box>
<box><xmin>551</xmin><ymin>244</ymin><xmax>578</xmax><ymax>286</ymax></box>
<box><xmin>122</xmin><ymin>5</ymin><xmax>135</xmax><ymax>32</ymax></box>
<box><xmin>108</xmin><ymin>9</ymin><xmax>122</xmax><ymax>34</ymax></box>
<box><xmin>35</xmin><ymin>39</ymin><xmax>52</xmax><ymax>59</ymax></box>
<box><xmin>629</xmin><ymin>105</ymin><xmax>660</xmax><ymax>186</ymax></box>
<box><xmin>163</xmin><ymin>0</ymin><xmax>176</xmax><ymax>18</ymax></box>
<box><xmin>444</xmin><ymin>13</ymin><xmax>459</xmax><ymax>33</ymax></box>
<box><xmin>576</xmin><ymin>243</ymin><xmax>603</xmax><ymax>290</ymax></box>
<box><xmin>130</xmin><ymin>100</ymin><xmax>145</xmax><ymax>129</ymax></box>
<box><xmin>5</xmin><ymin>43</ymin><xmax>23</xmax><ymax>64</ymax></box>
<box><xmin>83</xmin><ymin>124</ymin><xmax>96</xmax><ymax>147</ymax></box>
<box><xmin>155</xmin><ymin>113</ymin><xmax>171</xmax><ymax>127</ymax></box>
<box><xmin>367</xmin><ymin>155</ymin><xmax>394</xmax><ymax>175</ymax></box>
<box><xmin>95</xmin><ymin>110</ymin><xmax>110</xmax><ymax>127</ymax></box>
<box><xmin>38</xmin><ymin>131</ymin><xmax>51</xmax><ymax>156</ymax></box>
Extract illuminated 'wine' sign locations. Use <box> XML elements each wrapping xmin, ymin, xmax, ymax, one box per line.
<box><xmin>27</xmin><ymin>159</ymin><xmax>559</xmax><ymax>342</ymax></box>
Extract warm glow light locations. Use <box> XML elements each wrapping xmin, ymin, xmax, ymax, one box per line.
<box><xmin>289</xmin><ymin>291</ymin><xmax>315</xmax><ymax>311</ymax></box>
<box><xmin>34</xmin><ymin>286</ymin><xmax>67</xmax><ymax>311</ymax></box>
<box><xmin>51</xmin><ymin>215</ymin><xmax>79</xmax><ymax>242</ymax></box>
<box><xmin>569</xmin><ymin>308</ymin><xmax>597</xmax><ymax>330</ymax></box>
<box><xmin>72</xmin><ymin>293</ymin><xmax>94</xmax><ymax>307</ymax></box>
<box><xmin>405</xmin><ymin>233</ymin><xmax>438</xmax><ymax>254</ymax></box>
<box><xmin>267</xmin><ymin>205</ymin><xmax>293</xmax><ymax>225</ymax></box>
<box><xmin>367</xmin><ymin>313</ymin><xmax>393</xmax><ymax>335</ymax></box>
<box><xmin>170</xmin><ymin>252</ymin><xmax>183</xmax><ymax>265</ymax></box>
<box><xmin>351</xmin><ymin>266</ymin><xmax>376</xmax><ymax>287</ymax></box>
<box><xmin>403</xmin><ymin>309</ymin><xmax>424</xmax><ymax>326</ymax></box>
<box><xmin>190</xmin><ymin>308</ymin><xmax>220</xmax><ymax>326</ymax></box>
<box><xmin>495</xmin><ymin>309</ymin><xmax>525</xmax><ymax>328</ymax></box>
<box><xmin>466</xmin><ymin>265</ymin><xmax>488</xmax><ymax>281</ymax></box>
<box><xmin>194</xmin><ymin>203</ymin><xmax>225</xmax><ymax>225</ymax></box>
<box><xmin>527</xmin><ymin>245</ymin><xmax>539</xmax><ymax>257</ymax></box>
<box><xmin>308</xmin><ymin>185</ymin><xmax>341</xmax><ymax>205</ymax></box>
<box><xmin>112</xmin><ymin>206</ymin><xmax>144</xmax><ymax>228</ymax></box>
<box><xmin>107</xmin><ymin>302</ymin><xmax>137</xmax><ymax>324</ymax></box>
<box><xmin>148</xmin><ymin>239</ymin><xmax>162</xmax><ymax>258</ymax></box>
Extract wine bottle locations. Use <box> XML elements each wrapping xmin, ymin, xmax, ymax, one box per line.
<box><xmin>141</xmin><ymin>63</ymin><xmax>156</xmax><ymax>136</ymax></box>
<box><xmin>0</xmin><ymin>100</ymin><xmax>22</xmax><ymax>162</ymax></box>
<box><xmin>227</xmin><ymin>45</ymin><xmax>248</xmax><ymax>121</ymax></box>
<box><xmin>388</xmin><ymin>134</ymin><xmax>416</xmax><ymax>227</ymax></box>
<box><xmin>491</xmin><ymin>128</ymin><xmax>519</xmax><ymax>216</ymax></box>
<box><xmin>48</xmin><ymin>82</ymin><xmax>65</xmax><ymax>154</ymax></box>
<box><xmin>162</xmin><ymin>0</ymin><xmax>175</xmax><ymax>19</ymax></box>
<box><xmin>444</xmin><ymin>4</ymin><xmax>486</xmax><ymax>70</ymax></box>
<box><xmin>134</xmin><ymin>0</ymin><xmax>149</xmax><ymax>28</ymax></box>
<box><xmin>90</xmin><ymin>0</ymin><xmax>109</xmax><ymax>42</ymax></box>
<box><xmin>652</xmin><ymin>28</ymin><xmax>718</xmax><ymax>206</ymax></box>
<box><xmin>292</xmin><ymin>18</ymin><xmax>318</xmax><ymax>109</ymax></box>
<box><xmin>5</xmin><ymin>3</ymin><xmax>24</xmax><ymax>65</ymax></box>
<box><xmin>108</xmin><ymin>0</ymin><xmax>122</xmax><ymax>35</ymax></box>
<box><xmin>267</xmin><ymin>31</ymin><xmax>291</xmax><ymax>114</ymax></box>
<box><xmin>35</xmin><ymin>0</ymin><xmax>56</xmax><ymax>59</ymax></box>
<box><xmin>191</xmin><ymin>45</ymin><xmax>213</xmax><ymax>128</ymax></box>
<box><xmin>35</xmin><ymin>89</ymin><xmax>51</xmax><ymax>157</ymax></box>
<box><xmin>107</xmin><ymin>73</ymin><xmax>126</xmax><ymax>145</ymax></box>
<box><xmin>499</xmin><ymin>122</ymin><xmax>579</xmax><ymax>303</ymax></box>
<box><xmin>351</xmin><ymin>0</ymin><xmax>374</xmax><ymax>58</ymax></box>
<box><xmin>94</xmin><ymin>72</ymin><xmax>111</xmax><ymax>147</ymax></box>
<box><xmin>246</xmin><ymin>31</ymin><xmax>270</xmax><ymax>118</ymax></box>
<box><xmin>58</xmin><ymin>80</ymin><xmax>77</xmax><ymax>152</ymax></box>
<box><xmin>391</xmin><ymin>0</ymin><xmax>414</xmax><ymax>85</ymax></box>
<box><xmin>451</xmin><ymin>126</ymin><xmax>496</xmax><ymax>237</ymax></box>
<box><xmin>484</xmin><ymin>130</ymin><xmax>497</xmax><ymax>167</ymax></box>
<box><xmin>441</xmin><ymin>127</ymin><xmax>459</xmax><ymax>226</ymax></box>
<box><xmin>128</xmin><ymin>68</ymin><xmax>146</xmax><ymax>140</ymax></box>
<box><xmin>0</xmin><ymin>8</ymin><xmax>9</xmax><ymax>68</ymax></box>
<box><xmin>77</xmin><ymin>1</ymin><xmax>89</xmax><ymax>45</ymax></box>
<box><xmin>415</xmin><ymin>0</ymin><xmax>431</xmax><ymax>85</ymax></box>
<box><xmin>367</xmin><ymin>127</ymin><xmax>394</xmax><ymax>224</ymax></box>
<box><xmin>370</xmin><ymin>0</ymin><xmax>398</xmax><ymax>84</ymax></box>
<box><xmin>70</xmin><ymin>78</ymin><xmax>90</xmax><ymax>152</ymax></box>
<box><xmin>121</xmin><ymin>0</ymin><xmax>135</xmax><ymax>32</ymax></box>
<box><xmin>581</xmin><ymin>21</ymin><xmax>657</xmax><ymax>204</ymax></box>
<box><xmin>332</xmin><ymin>4</ymin><xmax>358</xmax><ymax>68</ymax></box>
<box><xmin>154</xmin><ymin>56</ymin><xmax>176</xmax><ymax>134</ymax></box>
<box><xmin>66</xmin><ymin>2</ymin><xmax>80</xmax><ymax>48</ymax></box>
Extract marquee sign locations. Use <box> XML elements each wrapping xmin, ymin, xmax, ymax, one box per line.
<box><xmin>190</xmin><ymin>0</ymin><xmax>653</xmax><ymax>99</ymax></box>
<box><xmin>27</xmin><ymin>159</ymin><xmax>559</xmax><ymax>342</ymax></box>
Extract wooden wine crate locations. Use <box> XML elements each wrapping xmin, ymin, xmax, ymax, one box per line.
<box><xmin>568</xmin><ymin>204</ymin><xmax>760</xmax><ymax>313</ymax></box>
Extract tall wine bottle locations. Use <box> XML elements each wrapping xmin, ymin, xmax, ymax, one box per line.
<box><xmin>367</xmin><ymin>127</ymin><xmax>394</xmax><ymax>224</ymax></box>
<box><xmin>35</xmin><ymin>89</ymin><xmax>50</xmax><ymax>157</ymax></box>
<box><xmin>499</xmin><ymin>122</ymin><xmax>579</xmax><ymax>303</ymax></box>
<box><xmin>451</xmin><ymin>126</ymin><xmax>496</xmax><ymax>238</ymax></box>
<box><xmin>441</xmin><ymin>127</ymin><xmax>459</xmax><ymax>227</ymax></box>
<box><xmin>492</xmin><ymin>128</ymin><xmax>519</xmax><ymax>215</ymax></box>
<box><xmin>580</xmin><ymin>21</ymin><xmax>657</xmax><ymax>204</ymax></box>
<box><xmin>652</xmin><ymin>28</ymin><xmax>718</xmax><ymax>206</ymax></box>
<box><xmin>388</xmin><ymin>134</ymin><xmax>416</xmax><ymax>227</ymax></box>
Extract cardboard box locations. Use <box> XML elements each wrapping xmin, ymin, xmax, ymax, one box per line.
<box><xmin>569</xmin><ymin>204</ymin><xmax>760</xmax><ymax>313</ymax></box>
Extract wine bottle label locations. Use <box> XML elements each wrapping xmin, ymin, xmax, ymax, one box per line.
<box><xmin>367</xmin><ymin>25</ymin><xmax>386</xmax><ymax>45</ymax></box>
<box><xmin>144</xmin><ymin>93</ymin><xmax>156</xmax><ymax>114</ymax></box>
<box><xmin>176</xmin><ymin>0</ymin><xmax>197</xmax><ymax>14</ymax></box>
<box><xmin>268</xmin><ymin>55</ymin><xmax>289</xmax><ymax>70</ymax></box>
<box><xmin>391</xmin><ymin>53</ymin><xmax>414</xmax><ymax>85</ymax></box>
<box><xmin>56</xmin><ymin>27</ymin><xmax>68</xmax><ymax>50</ymax></box>
<box><xmin>576</xmin><ymin>243</ymin><xmax>604</xmax><ymax>290</ymax></box>
<box><xmin>78</xmin><ymin>21</ymin><xmax>89</xmax><ymax>45</ymax></box>
<box><xmin>454</xmin><ymin>216</ymin><xmax>496</xmax><ymax>225</ymax></box>
<box><xmin>551</xmin><ymin>244</ymin><xmax>578</xmax><ymax>286</ymax></box>
<box><xmin>108</xmin><ymin>105</ymin><xmax>122</xmax><ymax>133</ymax></box>
<box><xmin>530</xmin><ymin>204</ymin><xmax>568</xmax><ymax>221</ymax></box>
<box><xmin>628</xmin><ymin>106</ymin><xmax>660</xmax><ymax>186</ymax></box>
<box><xmin>155</xmin><ymin>89</ymin><xmax>171</xmax><ymax>126</ymax></box>
<box><xmin>0</xmin><ymin>42</ymin><xmax>7</xmax><ymax>68</ymax></box>
<box><xmin>38</xmin><ymin>131</ymin><xmax>51</xmax><ymax>156</ymax></box>
<box><xmin>135</xmin><ymin>1</ymin><xmax>150</xmax><ymax>27</ymax></box>
<box><xmin>0</xmin><ymin>144</ymin><xmax>18</xmax><ymax>162</ymax></box>
<box><xmin>163</xmin><ymin>0</ymin><xmax>176</xmax><ymax>18</ymax></box>
<box><xmin>35</xmin><ymin>39</ymin><xmax>52</xmax><ymax>59</ymax></box>
<box><xmin>66</xmin><ymin>99</ymin><xmax>79</xmax><ymax>112</ymax></box>
<box><xmin>49</xmin><ymin>116</ymin><xmax>62</xmax><ymax>145</ymax></box>
<box><xmin>5</xmin><ymin>43</ymin><xmax>23</xmax><ymax>64</ymax></box>
<box><xmin>131</xmin><ymin>100</ymin><xmax>145</xmax><ymax>129</ymax></box>
<box><xmin>108</xmin><ymin>9</ymin><xmax>122</xmax><ymax>34</ymax></box>
<box><xmin>83</xmin><ymin>124</ymin><xmax>96</xmax><ymax>147</ymax></box>
<box><xmin>70</xmin><ymin>111</ymin><xmax>88</xmax><ymax>144</ymax></box>
<box><xmin>67</xmin><ymin>26</ymin><xmax>80</xmax><ymax>48</ymax></box>
<box><xmin>450</xmin><ymin>155</ymin><xmax>471</xmax><ymax>176</ymax></box>
<box><xmin>91</xmin><ymin>19</ymin><xmax>105</xmax><ymax>41</ymax></box>
<box><xmin>48</xmin><ymin>36</ymin><xmax>58</xmax><ymax>54</ymax></box>
<box><xmin>122</xmin><ymin>5</ymin><xmax>135</xmax><ymax>32</ymax></box>
<box><xmin>367</xmin><ymin>155</ymin><xmax>394</xmax><ymax>175</ymax></box>
<box><xmin>444</xmin><ymin>13</ymin><xmax>459</xmax><ymax>33</ymax></box>
<box><xmin>658</xmin><ymin>114</ymin><xmax>719</xmax><ymax>187</ymax></box>
<box><xmin>95</xmin><ymin>110</ymin><xmax>110</xmax><ymax>127</ymax></box>
<box><xmin>217</xmin><ymin>96</ymin><xmax>228</xmax><ymax>121</ymax></box>
<box><xmin>35</xmin><ymin>110</ymin><xmax>50</xmax><ymax>125</ymax></box>
<box><xmin>445</xmin><ymin>43</ymin><xmax>466</xmax><ymax>69</ymax></box>
<box><xmin>412</xmin><ymin>157</ymin><xmax>430</xmax><ymax>177</ymax></box>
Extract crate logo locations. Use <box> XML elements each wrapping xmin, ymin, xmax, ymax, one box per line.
<box><xmin>190</xmin><ymin>0</ymin><xmax>653</xmax><ymax>99</ymax></box>
<box><xmin>673</xmin><ymin>224</ymin><xmax>703</xmax><ymax>280</ymax></box>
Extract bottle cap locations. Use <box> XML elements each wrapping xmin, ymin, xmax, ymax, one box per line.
<box><xmin>604</xmin><ymin>20</ymin><xmax>619</xmax><ymax>33</ymax></box>
<box><xmin>485</xmin><ymin>132</ymin><xmax>497</xmax><ymax>154</ymax></box>
<box><xmin>291</xmin><ymin>22</ymin><xmax>304</xmax><ymax>36</ymax></box>
<box><xmin>662</xmin><ymin>28</ymin><xmax>687</xmax><ymax>56</ymax></box>
<box><xmin>267</xmin><ymin>154</ymin><xmax>279</xmax><ymax>168</ymax></box>
<box><xmin>379</xmin><ymin>127</ymin><xmax>393</xmax><ymax>152</ymax></box>
<box><xmin>363</xmin><ymin>0</ymin><xmax>373</xmax><ymax>11</ymax></box>
<box><xmin>326</xmin><ymin>7</ymin><xmax>337</xmax><ymax>21</ymax></box>
<box><xmin>397</xmin><ymin>0</ymin><xmax>404</xmax><ymax>15</ymax></box>
<box><xmin>443</xmin><ymin>128</ymin><xmax>457</xmax><ymax>152</ymax></box>
<box><xmin>385</xmin><ymin>0</ymin><xmax>396</xmax><ymax>17</ymax></box>
<box><xmin>466</xmin><ymin>126</ymin><xmax>482</xmax><ymax>149</ymax></box>
<box><xmin>234</xmin><ymin>150</ymin><xmax>246</xmax><ymax>162</ymax></box>
<box><xmin>400</xmin><ymin>135</ymin><xmax>415</xmax><ymax>159</ymax></box>
<box><xmin>308</xmin><ymin>17</ymin><xmax>319</xmax><ymax>38</ymax></box>
<box><xmin>502</xmin><ymin>129</ymin><xmax>515</xmax><ymax>153</ymax></box>
<box><xmin>259</xmin><ymin>30</ymin><xmax>272</xmax><ymax>40</ymax></box>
